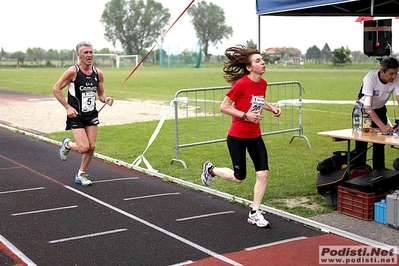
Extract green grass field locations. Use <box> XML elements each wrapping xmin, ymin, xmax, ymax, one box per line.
<box><xmin>1</xmin><ymin>62</ymin><xmax>396</xmax><ymax>217</ymax></box>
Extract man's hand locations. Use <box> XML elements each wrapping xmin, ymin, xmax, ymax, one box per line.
<box><xmin>67</xmin><ymin>106</ymin><xmax>78</xmax><ymax>118</ymax></box>
<box><xmin>381</xmin><ymin>124</ymin><xmax>394</xmax><ymax>133</ymax></box>
<box><xmin>105</xmin><ymin>97</ymin><xmax>114</xmax><ymax>106</ymax></box>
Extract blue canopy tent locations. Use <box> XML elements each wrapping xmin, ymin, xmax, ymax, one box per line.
<box><xmin>255</xmin><ymin>0</ymin><xmax>399</xmax><ymax>51</ymax></box>
<box><xmin>256</xmin><ymin>0</ymin><xmax>399</xmax><ymax>16</ymax></box>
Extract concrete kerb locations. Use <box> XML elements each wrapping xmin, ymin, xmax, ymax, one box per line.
<box><xmin>0</xmin><ymin>123</ymin><xmax>397</xmax><ymax>255</ymax></box>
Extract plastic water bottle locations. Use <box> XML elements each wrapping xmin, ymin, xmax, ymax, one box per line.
<box><xmin>352</xmin><ymin>101</ymin><xmax>362</xmax><ymax>131</ymax></box>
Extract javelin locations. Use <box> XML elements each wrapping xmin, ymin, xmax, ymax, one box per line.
<box><xmin>99</xmin><ymin>0</ymin><xmax>195</xmax><ymax>112</ymax></box>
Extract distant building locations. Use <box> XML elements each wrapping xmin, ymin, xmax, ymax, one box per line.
<box><xmin>265</xmin><ymin>47</ymin><xmax>278</xmax><ymax>56</ymax></box>
<box><xmin>264</xmin><ymin>47</ymin><xmax>303</xmax><ymax>64</ymax></box>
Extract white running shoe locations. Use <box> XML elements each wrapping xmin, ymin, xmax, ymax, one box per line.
<box><xmin>201</xmin><ymin>160</ymin><xmax>215</xmax><ymax>186</ymax></box>
<box><xmin>75</xmin><ymin>173</ymin><xmax>92</xmax><ymax>186</ymax></box>
<box><xmin>247</xmin><ymin>210</ymin><xmax>270</xmax><ymax>228</ymax></box>
<box><xmin>59</xmin><ymin>137</ymin><xmax>71</xmax><ymax>161</ymax></box>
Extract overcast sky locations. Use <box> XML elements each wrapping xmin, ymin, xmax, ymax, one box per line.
<box><xmin>1</xmin><ymin>0</ymin><xmax>398</xmax><ymax>55</ymax></box>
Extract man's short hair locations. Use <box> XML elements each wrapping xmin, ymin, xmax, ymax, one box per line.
<box><xmin>380</xmin><ymin>57</ymin><xmax>399</xmax><ymax>71</ymax></box>
<box><xmin>76</xmin><ymin>41</ymin><xmax>92</xmax><ymax>53</ymax></box>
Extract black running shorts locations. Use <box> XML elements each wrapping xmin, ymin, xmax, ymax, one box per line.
<box><xmin>226</xmin><ymin>135</ymin><xmax>269</xmax><ymax>180</ymax></box>
<box><xmin>65</xmin><ymin>110</ymin><xmax>99</xmax><ymax>130</ymax></box>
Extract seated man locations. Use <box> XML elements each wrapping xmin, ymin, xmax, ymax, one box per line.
<box><xmin>354</xmin><ymin>57</ymin><xmax>399</xmax><ymax>169</ymax></box>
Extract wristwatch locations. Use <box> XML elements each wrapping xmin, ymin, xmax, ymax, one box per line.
<box><xmin>242</xmin><ymin>112</ymin><xmax>248</xmax><ymax>121</ymax></box>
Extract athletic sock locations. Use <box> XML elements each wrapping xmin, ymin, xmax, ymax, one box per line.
<box><xmin>77</xmin><ymin>170</ymin><xmax>85</xmax><ymax>177</ymax></box>
<box><xmin>209</xmin><ymin>167</ymin><xmax>215</xmax><ymax>177</ymax></box>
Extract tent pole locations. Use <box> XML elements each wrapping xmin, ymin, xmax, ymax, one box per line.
<box><xmin>257</xmin><ymin>15</ymin><xmax>261</xmax><ymax>51</ymax></box>
<box><xmin>371</xmin><ymin>0</ymin><xmax>374</xmax><ymax>16</ymax></box>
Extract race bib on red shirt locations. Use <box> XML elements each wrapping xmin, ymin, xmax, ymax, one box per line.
<box><xmin>248</xmin><ymin>95</ymin><xmax>265</xmax><ymax>113</ymax></box>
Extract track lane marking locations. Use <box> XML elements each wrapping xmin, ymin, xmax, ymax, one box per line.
<box><xmin>124</xmin><ymin>192</ymin><xmax>180</xmax><ymax>200</ymax></box>
<box><xmin>66</xmin><ymin>185</ymin><xmax>243</xmax><ymax>266</ymax></box>
<box><xmin>0</xmin><ymin>187</ymin><xmax>45</xmax><ymax>194</ymax></box>
<box><xmin>0</xmin><ymin>166</ymin><xmax>23</xmax><ymax>171</ymax></box>
<box><xmin>245</xmin><ymin>236</ymin><xmax>308</xmax><ymax>251</ymax></box>
<box><xmin>0</xmin><ymin>234</ymin><xmax>37</xmax><ymax>266</ymax></box>
<box><xmin>48</xmin><ymin>229</ymin><xmax>128</xmax><ymax>244</ymax></box>
<box><xmin>169</xmin><ymin>261</ymin><xmax>193</xmax><ymax>266</ymax></box>
<box><xmin>0</xmin><ymin>154</ymin><xmax>65</xmax><ymax>186</ymax></box>
<box><xmin>176</xmin><ymin>211</ymin><xmax>236</xmax><ymax>221</ymax></box>
<box><xmin>93</xmin><ymin>177</ymin><xmax>139</xmax><ymax>183</ymax></box>
<box><xmin>12</xmin><ymin>205</ymin><xmax>78</xmax><ymax>216</ymax></box>
<box><xmin>0</xmin><ymin>153</ymin><xmax>243</xmax><ymax>265</ymax></box>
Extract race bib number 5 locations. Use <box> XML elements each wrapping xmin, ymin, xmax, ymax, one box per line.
<box><xmin>82</xmin><ymin>92</ymin><xmax>96</xmax><ymax>112</ymax></box>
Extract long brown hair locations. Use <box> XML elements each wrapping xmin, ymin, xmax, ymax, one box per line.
<box><xmin>223</xmin><ymin>45</ymin><xmax>260</xmax><ymax>84</ymax></box>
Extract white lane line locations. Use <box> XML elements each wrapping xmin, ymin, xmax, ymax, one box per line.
<box><xmin>0</xmin><ymin>187</ymin><xmax>45</xmax><ymax>194</ymax></box>
<box><xmin>0</xmin><ymin>166</ymin><xmax>22</xmax><ymax>170</ymax></box>
<box><xmin>12</xmin><ymin>205</ymin><xmax>78</xmax><ymax>216</ymax></box>
<box><xmin>48</xmin><ymin>229</ymin><xmax>128</xmax><ymax>244</ymax></box>
<box><xmin>176</xmin><ymin>211</ymin><xmax>235</xmax><ymax>222</ymax></box>
<box><xmin>124</xmin><ymin>192</ymin><xmax>180</xmax><ymax>201</ymax></box>
<box><xmin>245</xmin><ymin>236</ymin><xmax>308</xmax><ymax>251</ymax></box>
<box><xmin>65</xmin><ymin>185</ymin><xmax>243</xmax><ymax>266</ymax></box>
<box><xmin>0</xmin><ymin>234</ymin><xmax>38</xmax><ymax>266</ymax></box>
<box><xmin>169</xmin><ymin>261</ymin><xmax>193</xmax><ymax>266</ymax></box>
<box><xmin>93</xmin><ymin>177</ymin><xmax>139</xmax><ymax>183</ymax></box>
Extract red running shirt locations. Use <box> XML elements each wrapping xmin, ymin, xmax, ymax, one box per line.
<box><xmin>226</xmin><ymin>75</ymin><xmax>267</xmax><ymax>138</ymax></box>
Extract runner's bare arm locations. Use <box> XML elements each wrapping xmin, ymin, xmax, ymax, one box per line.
<box><xmin>96</xmin><ymin>69</ymin><xmax>113</xmax><ymax>106</ymax></box>
<box><xmin>52</xmin><ymin>67</ymin><xmax>78</xmax><ymax>117</ymax></box>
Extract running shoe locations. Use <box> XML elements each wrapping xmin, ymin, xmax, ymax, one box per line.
<box><xmin>75</xmin><ymin>173</ymin><xmax>92</xmax><ymax>186</ymax></box>
<box><xmin>201</xmin><ymin>160</ymin><xmax>215</xmax><ymax>186</ymax></box>
<box><xmin>247</xmin><ymin>210</ymin><xmax>271</xmax><ymax>228</ymax></box>
<box><xmin>59</xmin><ymin>137</ymin><xmax>71</xmax><ymax>161</ymax></box>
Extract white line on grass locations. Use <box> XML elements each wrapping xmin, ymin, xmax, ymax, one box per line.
<box><xmin>302</xmin><ymin>107</ymin><xmax>350</xmax><ymax>115</ymax></box>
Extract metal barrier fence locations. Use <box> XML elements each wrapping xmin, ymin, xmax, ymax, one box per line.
<box><xmin>170</xmin><ymin>81</ymin><xmax>311</xmax><ymax>168</ymax></box>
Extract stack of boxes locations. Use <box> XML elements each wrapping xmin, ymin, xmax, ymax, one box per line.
<box><xmin>336</xmin><ymin>168</ymin><xmax>399</xmax><ymax>226</ymax></box>
<box><xmin>337</xmin><ymin>186</ymin><xmax>386</xmax><ymax>220</ymax></box>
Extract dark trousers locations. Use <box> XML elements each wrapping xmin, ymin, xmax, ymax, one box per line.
<box><xmin>354</xmin><ymin>105</ymin><xmax>388</xmax><ymax>169</ymax></box>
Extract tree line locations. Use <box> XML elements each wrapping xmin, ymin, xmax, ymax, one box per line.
<box><xmin>1</xmin><ymin>0</ymin><xmax>233</xmax><ymax>66</ymax></box>
<box><xmin>1</xmin><ymin>42</ymin><xmax>394</xmax><ymax>68</ymax></box>
<box><xmin>2</xmin><ymin>0</ymin><xmax>396</xmax><ymax>67</ymax></box>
